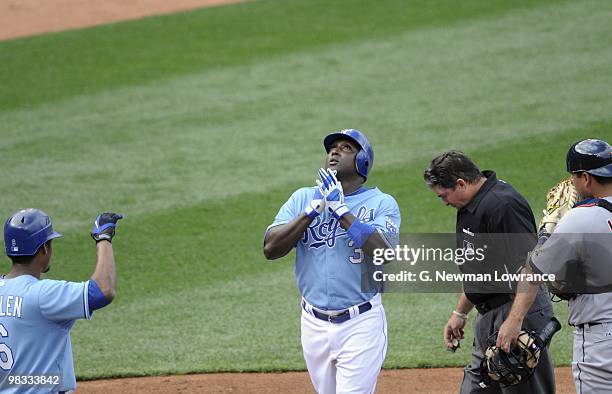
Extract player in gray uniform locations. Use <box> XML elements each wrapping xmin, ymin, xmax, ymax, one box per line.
<box><xmin>497</xmin><ymin>138</ymin><xmax>612</xmax><ymax>394</ymax></box>
<box><xmin>264</xmin><ymin>129</ymin><xmax>401</xmax><ymax>393</ymax></box>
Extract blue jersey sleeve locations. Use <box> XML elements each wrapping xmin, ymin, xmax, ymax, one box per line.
<box><xmin>38</xmin><ymin>279</ymin><xmax>91</xmax><ymax>322</ymax></box>
<box><xmin>371</xmin><ymin>194</ymin><xmax>401</xmax><ymax>248</ymax></box>
<box><xmin>88</xmin><ymin>279</ymin><xmax>111</xmax><ymax>313</ymax></box>
<box><xmin>266</xmin><ymin>187</ymin><xmax>312</xmax><ymax>231</ymax></box>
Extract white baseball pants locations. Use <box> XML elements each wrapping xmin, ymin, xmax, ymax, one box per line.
<box><xmin>300</xmin><ymin>296</ymin><xmax>387</xmax><ymax>394</ymax></box>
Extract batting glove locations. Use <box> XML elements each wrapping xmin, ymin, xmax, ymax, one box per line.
<box><xmin>305</xmin><ymin>184</ymin><xmax>326</xmax><ymax>219</ymax></box>
<box><xmin>91</xmin><ymin>212</ymin><xmax>123</xmax><ymax>243</ymax></box>
<box><xmin>318</xmin><ymin>168</ymin><xmax>349</xmax><ymax>220</ymax></box>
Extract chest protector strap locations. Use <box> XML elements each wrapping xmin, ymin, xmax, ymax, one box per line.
<box><xmin>574</xmin><ymin>198</ymin><xmax>612</xmax><ymax>213</ymax></box>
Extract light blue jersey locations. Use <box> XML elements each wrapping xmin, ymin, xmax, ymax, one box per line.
<box><xmin>0</xmin><ymin>275</ymin><xmax>91</xmax><ymax>393</ymax></box>
<box><xmin>269</xmin><ymin>186</ymin><xmax>401</xmax><ymax>310</ymax></box>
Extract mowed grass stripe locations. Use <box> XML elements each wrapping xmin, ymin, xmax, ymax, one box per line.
<box><xmin>66</xmin><ymin>123</ymin><xmax>601</xmax><ymax>377</ymax></box>
<box><xmin>0</xmin><ymin>0</ymin><xmax>569</xmax><ymax>111</ymax></box>
<box><xmin>1</xmin><ymin>0</ymin><xmax>610</xmax><ymax>232</ymax></box>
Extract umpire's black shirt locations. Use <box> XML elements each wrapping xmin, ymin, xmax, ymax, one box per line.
<box><xmin>456</xmin><ymin>170</ymin><xmax>537</xmax><ymax>305</ymax></box>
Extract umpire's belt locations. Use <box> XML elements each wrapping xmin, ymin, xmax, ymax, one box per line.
<box><xmin>302</xmin><ymin>300</ymin><xmax>372</xmax><ymax>324</ymax></box>
<box><xmin>475</xmin><ymin>294</ymin><xmax>514</xmax><ymax>315</ymax></box>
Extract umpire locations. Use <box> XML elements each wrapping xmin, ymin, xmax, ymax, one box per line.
<box><xmin>424</xmin><ymin>151</ymin><xmax>555</xmax><ymax>393</ymax></box>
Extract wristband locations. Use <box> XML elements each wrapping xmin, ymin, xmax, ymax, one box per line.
<box><xmin>536</xmin><ymin>229</ymin><xmax>550</xmax><ymax>246</ymax></box>
<box><xmin>346</xmin><ymin>220</ymin><xmax>376</xmax><ymax>248</ymax></box>
<box><xmin>332</xmin><ymin>204</ymin><xmax>350</xmax><ymax>220</ymax></box>
<box><xmin>305</xmin><ymin>206</ymin><xmax>319</xmax><ymax>220</ymax></box>
<box><xmin>452</xmin><ymin>310</ymin><xmax>468</xmax><ymax>320</ymax></box>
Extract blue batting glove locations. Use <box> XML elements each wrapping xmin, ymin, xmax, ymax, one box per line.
<box><xmin>305</xmin><ymin>183</ymin><xmax>325</xmax><ymax>219</ymax></box>
<box><xmin>91</xmin><ymin>212</ymin><xmax>123</xmax><ymax>243</ymax></box>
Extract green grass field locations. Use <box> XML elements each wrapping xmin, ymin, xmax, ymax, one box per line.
<box><xmin>0</xmin><ymin>0</ymin><xmax>611</xmax><ymax>379</ymax></box>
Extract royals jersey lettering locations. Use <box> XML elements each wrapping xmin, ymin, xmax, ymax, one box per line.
<box><xmin>268</xmin><ymin>186</ymin><xmax>400</xmax><ymax>310</ymax></box>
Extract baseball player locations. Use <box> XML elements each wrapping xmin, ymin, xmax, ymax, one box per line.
<box><xmin>424</xmin><ymin>151</ymin><xmax>556</xmax><ymax>393</ymax></box>
<box><xmin>264</xmin><ymin>129</ymin><xmax>401</xmax><ymax>393</ymax></box>
<box><xmin>497</xmin><ymin>138</ymin><xmax>612</xmax><ymax>394</ymax></box>
<box><xmin>0</xmin><ymin>209</ymin><xmax>122</xmax><ymax>393</ymax></box>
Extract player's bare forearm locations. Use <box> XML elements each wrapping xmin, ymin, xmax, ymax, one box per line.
<box><xmin>91</xmin><ymin>240</ymin><xmax>116</xmax><ymax>302</ymax></box>
<box><xmin>338</xmin><ymin>214</ymin><xmax>390</xmax><ymax>258</ymax></box>
<box><xmin>264</xmin><ymin>215</ymin><xmax>312</xmax><ymax>260</ymax></box>
<box><xmin>507</xmin><ymin>264</ymin><xmax>541</xmax><ymax>324</ymax></box>
<box><xmin>496</xmin><ymin>264</ymin><xmax>541</xmax><ymax>351</ymax></box>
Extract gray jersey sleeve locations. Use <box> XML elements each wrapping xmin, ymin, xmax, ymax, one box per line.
<box><xmin>531</xmin><ymin>203</ymin><xmax>612</xmax><ymax>292</ymax></box>
<box><xmin>530</xmin><ymin>232</ymin><xmax>582</xmax><ymax>283</ymax></box>
<box><xmin>530</xmin><ymin>208</ymin><xmax>587</xmax><ymax>294</ymax></box>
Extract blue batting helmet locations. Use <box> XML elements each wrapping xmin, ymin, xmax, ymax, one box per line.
<box><xmin>4</xmin><ymin>209</ymin><xmax>62</xmax><ymax>256</ymax></box>
<box><xmin>323</xmin><ymin>129</ymin><xmax>374</xmax><ymax>179</ymax></box>
<box><xmin>566</xmin><ymin>139</ymin><xmax>612</xmax><ymax>177</ymax></box>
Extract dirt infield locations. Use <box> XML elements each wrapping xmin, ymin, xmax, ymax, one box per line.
<box><xmin>0</xmin><ymin>0</ymin><xmax>246</xmax><ymax>41</ymax></box>
<box><xmin>78</xmin><ymin>367</ymin><xmax>575</xmax><ymax>393</ymax></box>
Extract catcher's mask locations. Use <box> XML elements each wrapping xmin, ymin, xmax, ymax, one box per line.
<box><xmin>479</xmin><ymin>317</ymin><xmax>561</xmax><ymax>388</ymax></box>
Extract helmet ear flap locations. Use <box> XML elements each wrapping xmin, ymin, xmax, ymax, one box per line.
<box><xmin>355</xmin><ymin>150</ymin><xmax>369</xmax><ymax>179</ymax></box>
<box><xmin>355</xmin><ymin>149</ymin><xmax>372</xmax><ymax>179</ymax></box>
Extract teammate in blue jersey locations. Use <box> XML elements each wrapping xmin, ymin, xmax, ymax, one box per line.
<box><xmin>264</xmin><ymin>129</ymin><xmax>401</xmax><ymax>393</ymax></box>
<box><xmin>0</xmin><ymin>209</ymin><xmax>122</xmax><ymax>394</ymax></box>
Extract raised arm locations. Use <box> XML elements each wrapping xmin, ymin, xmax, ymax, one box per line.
<box><xmin>90</xmin><ymin>213</ymin><xmax>123</xmax><ymax>302</ymax></box>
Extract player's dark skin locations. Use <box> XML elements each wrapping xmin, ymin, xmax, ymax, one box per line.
<box><xmin>264</xmin><ymin>137</ymin><xmax>390</xmax><ymax>260</ymax></box>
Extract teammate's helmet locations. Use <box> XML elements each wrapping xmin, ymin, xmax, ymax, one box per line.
<box><xmin>566</xmin><ymin>139</ymin><xmax>612</xmax><ymax>177</ymax></box>
<box><xmin>3</xmin><ymin>209</ymin><xmax>62</xmax><ymax>256</ymax></box>
<box><xmin>323</xmin><ymin>129</ymin><xmax>374</xmax><ymax>179</ymax></box>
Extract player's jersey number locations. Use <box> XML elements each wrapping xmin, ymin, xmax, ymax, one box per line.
<box><xmin>349</xmin><ymin>248</ymin><xmax>364</xmax><ymax>264</ymax></box>
<box><xmin>347</xmin><ymin>238</ymin><xmax>364</xmax><ymax>264</ymax></box>
<box><xmin>0</xmin><ymin>323</ymin><xmax>14</xmax><ymax>370</ymax></box>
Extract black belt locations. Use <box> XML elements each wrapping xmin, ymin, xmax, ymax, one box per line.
<box><xmin>302</xmin><ymin>300</ymin><xmax>372</xmax><ymax>324</ymax></box>
<box><xmin>474</xmin><ymin>294</ymin><xmax>514</xmax><ymax>315</ymax></box>
<box><xmin>575</xmin><ymin>322</ymin><xmax>603</xmax><ymax>330</ymax></box>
